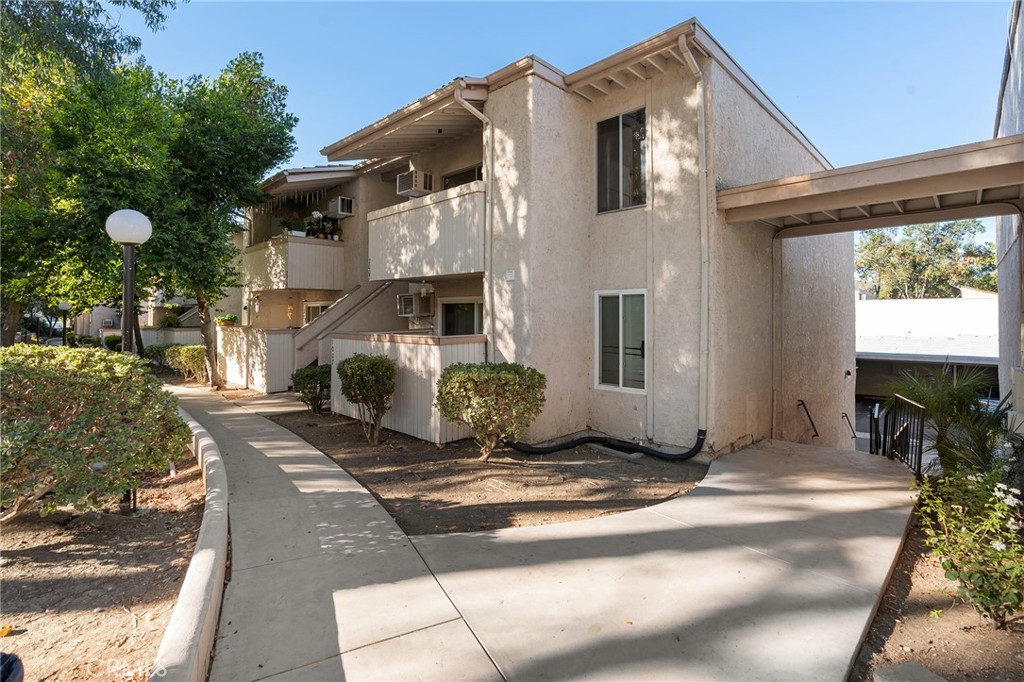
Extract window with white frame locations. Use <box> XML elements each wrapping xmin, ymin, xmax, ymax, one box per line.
<box><xmin>303</xmin><ymin>301</ymin><xmax>333</xmax><ymax>325</ymax></box>
<box><xmin>596</xmin><ymin>291</ymin><xmax>645</xmax><ymax>391</ymax></box>
<box><xmin>441</xmin><ymin>298</ymin><xmax>483</xmax><ymax>336</ymax></box>
<box><xmin>597</xmin><ymin>108</ymin><xmax>647</xmax><ymax>213</ymax></box>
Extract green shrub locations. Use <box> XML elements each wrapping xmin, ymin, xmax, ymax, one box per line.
<box><xmin>337</xmin><ymin>353</ymin><xmax>396</xmax><ymax>444</ymax></box>
<box><xmin>103</xmin><ymin>334</ymin><xmax>122</xmax><ymax>351</ymax></box>
<box><xmin>144</xmin><ymin>343</ymin><xmax>183</xmax><ymax>370</ymax></box>
<box><xmin>159</xmin><ymin>312</ymin><xmax>181</xmax><ymax>328</ymax></box>
<box><xmin>164</xmin><ymin>344</ymin><xmax>208</xmax><ymax>383</ymax></box>
<box><xmin>918</xmin><ymin>464</ymin><xmax>1024</xmax><ymax>628</ymax></box>
<box><xmin>886</xmin><ymin>367</ymin><xmax>996</xmax><ymax>474</ymax></box>
<box><xmin>435</xmin><ymin>362</ymin><xmax>547</xmax><ymax>461</ymax></box>
<box><xmin>78</xmin><ymin>335</ymin><xmax>101</xmax><ymax>347</ymax></box>
<box><xmin>292</xmin><ymin>364</ymin><xmax>331</xmax><ymax>414</ymax></box>
<box><xmin>215</xmin><ymin>313</ymin><xmax>239</xmax><ymax>324</ymax></box>
<box><xmin>0</xmin><ymin>346</ymin><xmax>191</xmax><ymax>522</ymax></box>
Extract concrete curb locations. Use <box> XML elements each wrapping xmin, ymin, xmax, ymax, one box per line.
<box><xmin>148</xmin><ymin>407</ymin><xmax>229</xmax><ymax>682</ymax></box>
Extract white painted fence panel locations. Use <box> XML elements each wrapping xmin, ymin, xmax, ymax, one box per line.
<box><xmin>242</xmin><ymin>234</ymin><xmax>344</xmax><ymax>291</ymax></box>
<box><xmin>141</xmin><ymin>328</ymin><xmax>203</xmax><ymax>347</ymax></box>
<box><xmin>367</xmin><ymin>181</ymin><xmax>485</xmax><ymax>281</ymax></box>
<box><xmin>217</xmin><ymin>327</ymin><xmax>295</xmax><ymax>393</ymax></box>
<box><xmin>330</xmin><ymin>332</ymin><xmax>486</xmax><ymax>445</ymax></box>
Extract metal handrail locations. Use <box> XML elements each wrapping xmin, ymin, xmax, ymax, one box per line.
<box><xmin>841</xmin><ymin>412</ymin><xmax>856</xmax><ymax>439</ymax></box>
<box><xmin>796</xmin><ymin>400</ymin><xmax>819</xmax><ymax>438</ymax></box>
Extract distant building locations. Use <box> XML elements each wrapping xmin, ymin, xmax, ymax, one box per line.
<box><xmin>856</xmin><ymin>290</ymin><xmax>999</xmax><ymax>398</ymax></box>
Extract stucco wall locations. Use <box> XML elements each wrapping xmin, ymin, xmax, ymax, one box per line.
<box><xmin>411</xmin><ymin>134</ymin><xmax>483</xmax><ymax>185</ymax></box>
<box><xmin>408</xmin><ymin>277</ymin><xmax>484</xmax><ymax>333</ymax></box>
<box><xmin>486</xmin><ymin>63</ymin><xmax>707</xmax><ymax>446</ymax></box>
<box><xmin>707</xmin><ymin>57</ymin><xmax>855</xmax><ymax>451</ymax></box>
<box><xmin>998</xmin><ymin>0</ymin><xmax>1023</xmax><ymax>399</ymax></box>
<box><xmin>488</xmin><ymin>75</ymin><xmax>593</xmax><ymax>441</ymax></box>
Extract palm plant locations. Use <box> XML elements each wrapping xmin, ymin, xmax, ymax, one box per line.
<box><xmin>885</xmin><ymin>366</ymin><xmax>1000</xmax><ymax>475</ymax></box>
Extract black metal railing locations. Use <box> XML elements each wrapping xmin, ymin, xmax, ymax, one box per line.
<box><xmin>796</xmin><ymin>399</ymin><xmax>819</xmax><ymax>438</ymax></box>
<box><xmin>874</xmin><ymin>393</ymin><xmax>927</xmax><ymax>478</ymax></box>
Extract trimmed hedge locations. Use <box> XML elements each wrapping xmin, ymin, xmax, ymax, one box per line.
<box><xmin>164</xmin><ymin>345</ymin><xmax>208</xmax><ymax>383</ymax></box>
<box><xmin>103</xmin><ymin>334</ymin><xmax>122</xmax><ymax>351</ymax></box>
<box><xmin>292</xmin><ymin>364</ymin><xmax>331</xmax><ymax>414</ymax></box>
<box><xmin>0</xmin><ymin>346</ymin><xmax>191</xmax><ymax>521</ymax></box>
<box><xmin>78</xmin><ymin>335</ymin><xmax>101</xmax><ymax>347</ymax></box>
<box><xmin>435</xmin><ymin>362</ymin><xmax>547</xmax><ymax>461</ymax></box>
<box><xmin>337</xmin><ymin>354</ymin><xmax>396</xmax><ymax>444</ymax></box>
<box><xmin>159</xmin><ymin>312</ymin><xmax>181</xmax><ymax>328</ymax></box>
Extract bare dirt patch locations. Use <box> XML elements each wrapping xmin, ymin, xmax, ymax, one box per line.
<box><xmin>267</xmin><ymin>410</ymin><xmax>708</xmax><ymax>535</ymax></box>
<box><xmin>851</xmin><ymin>518</ymin><xmax>1024</xmax><ymax>681</ymax></box>
<box><xmin>0</xmin><ymin>462</ymin><xmax>205</xmax><ymax>682</ymax></box>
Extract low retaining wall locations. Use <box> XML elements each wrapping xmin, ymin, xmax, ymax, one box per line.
<box><xmin>149</xmin><ymin>408</ymin><xmax>229</xmax><ymax>682</ymax></box>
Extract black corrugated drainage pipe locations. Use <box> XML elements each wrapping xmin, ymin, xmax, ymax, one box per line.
<box><xmin>506</xmin><ymin>429</ymin><xmax>707</xmax><ymax>462</ymax></box>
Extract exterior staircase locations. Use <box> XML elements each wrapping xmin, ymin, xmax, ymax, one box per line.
<box><xmin>292</xmin><ymin>282</ymin><xmax>395</xmax><ymax>368</ymax></box>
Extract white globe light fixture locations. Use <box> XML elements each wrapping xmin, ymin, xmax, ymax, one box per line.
<box><xmin>105</xmin><ymin>210</ymin><xmax>152</xmax><ymax>355</ymax></box>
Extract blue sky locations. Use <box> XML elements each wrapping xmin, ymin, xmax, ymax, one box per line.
<box><xmin>120</xmin><ymin>1</ymin><xmax>1012</xmax><ymax>238</ymax></box>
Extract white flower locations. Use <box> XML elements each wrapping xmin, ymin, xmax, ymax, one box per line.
<box><xmin>992</xmin><ymin>540</ymin><xmax>1006</xmax><ymax>551</ymax></box>
<box><xmin>1007</xmin><ymin>497</ymin><xmax>1020</xmax><ymax>507</ymax></box>
<box><xmin>1010</xmin><ymin>488</ymin><xmax>1021</xmax><ymax>496</ymax></box>
<box><xmin>1009</xmin><ymin>519</ymin><xmax>1021</xmax><ymax>531</ymax></box>
<box><xmin>967</xmin><ymin>474</ymin><xmax>982</xmax><ymax>482</ymax></box>
<box><xmin>996</xmin><ymin>482</ymin><xmax>1008</xmax><ymax>490</ymax></box>
<box><xmin>311</xmin><ymin>211</ymin><xmax>322</xmax><ymax>219</ymax></box>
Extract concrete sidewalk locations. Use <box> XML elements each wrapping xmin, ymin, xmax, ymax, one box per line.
<box><xmin>173</xmin><ymin>386</ymin><xmax>915</xmax><ymax>681</ymax></box>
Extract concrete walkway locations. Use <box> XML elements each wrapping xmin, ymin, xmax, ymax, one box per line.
<box><xmin>173</xmin><ymin>387</ymin><xmax>916</xmax><ymax>682</ymax></box>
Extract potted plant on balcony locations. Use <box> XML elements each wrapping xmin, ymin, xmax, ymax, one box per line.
<box><xmin>215</xmin><ymin>313</ymin><xmax>240</xmax><ymax>327</ymax></box>
<box><xmin>321</xmin><ymin>215</ymin><xmax>340</xmax><ymax>241</ymax></box>
<box><xmin>305</xmin><ymin>211</ymin><xmax>323</xmax><ymax>238</ymax></box>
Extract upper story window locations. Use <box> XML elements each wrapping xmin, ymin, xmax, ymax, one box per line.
<box><xmin>597</xmin><ymin>108</ymin><xmax>646</xmax><ymax>213</ymax></box>
<box><xmin>442</xmin><ymin>164</ymin><xmax>484</xmax><ymax>190</ymax></box>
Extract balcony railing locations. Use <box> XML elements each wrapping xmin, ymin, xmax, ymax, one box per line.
<box><xmin>242</xmin><ymin>233</ymin><xmax>344</xmax><ymax>291</ymax></box>
<box><xmin>367</xmin><ymin>180</ymin><xmax>485</xmax><ymax>281</ymax></box>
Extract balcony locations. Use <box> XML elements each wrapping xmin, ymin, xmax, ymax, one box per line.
<box><xmin>367</xmin><ymin>180</ymin><xmax>485</xmax><ymax>281</ymax></box>
<box><xmin>242</xmin><ymin>233</ymin><xmax>344</xmax><ymax>291</ymax></box>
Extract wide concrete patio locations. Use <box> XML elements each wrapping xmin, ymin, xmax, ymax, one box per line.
<box><xmin>172</xmin><ymin>386</ymin><xmax>915</xmax><ymax>681</ymax></box>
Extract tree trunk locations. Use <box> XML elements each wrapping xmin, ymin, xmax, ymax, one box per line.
<box><xmin>195</xmin><ymin>289</ymin><xmax>225</xmax><ymax>389</ymax></box>
<box><xmin>2</xmin><ymin>300</ymin><xmax>24</xmax><ymax>346</ymax></box>
<box><xmin>133</xmin><ymin>307</ymin><xmax>145</xmax><ymax>357</ymax></box>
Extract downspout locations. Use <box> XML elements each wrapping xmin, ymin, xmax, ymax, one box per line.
<box><xmin>454</xmin><ymin>80</ymin><xmax>496</xmax><ymax>362</ymax></box>
<box><xmin>679</xmin><ymin>34</ymin><xmax>711</xmax><ymax>441</ymax></box>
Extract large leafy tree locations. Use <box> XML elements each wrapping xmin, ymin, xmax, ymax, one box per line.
<box><xmin>855</xmin><ymin>220</ymin><xmax>997</xmax><ymax>299</ymax></box>
<box><xmin>162</xmin><ymin>53</ymin><xmax>297</xmax><ymax>386</ymax></box>
<box><xmin>0</xmin><ymin>0</ymin><xmax>177</xmax><ymax>344</ymax></box>
<box><xmin>34</xmin><ymin>55</ymin><xmax>296</xmax><ymax>387</ymax></box>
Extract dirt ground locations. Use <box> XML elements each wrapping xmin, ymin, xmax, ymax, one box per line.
<box><xmin>0</xmin><ymin>462</ymin><xmax>205</xmax><ymax>682</ymax></box>
<box><xmin>851</xmin><ymin>518</ymin><xmax>1024</xmax><ymax>682</ymax></box>
<box><xmin>268</xmin><ymin>410</ymin><xmax>709</xmax><ymax>535</ymax></box>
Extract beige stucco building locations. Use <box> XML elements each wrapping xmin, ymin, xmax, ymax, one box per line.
<box><xmin>998</xmin><ymin>0</ymin><xmax>1024</xmax><ymax>421</ymax></box>
<box><xmin>229</xmin><ymin>18</ymin><xmax>866</xmax><ymax>453</ymax></box>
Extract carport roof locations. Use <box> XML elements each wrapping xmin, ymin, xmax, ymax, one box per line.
<box><xmin>717</xmin><ymin>135</ymin><xmax>1024</xmax><ymax>237</ymax></box>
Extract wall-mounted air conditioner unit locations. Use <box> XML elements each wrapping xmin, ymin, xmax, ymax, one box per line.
<box><xmin>102</xmin><ymin>319</ymin><xmax>114</xmax><ymax>328</ymax></box>
<box><xmin>396</xmin><ymin>293</ymin><xmax>435</xmax><ymax>317</ymax></box>
<box><xmin>396</xmin><ymin>170</ymin><xmax>433</xmax><ymax>198</ymax></box>
<box><xmin>328</xmin><ymin>196</ymin><xmax>354</xmax><ymax>217</ymax></box>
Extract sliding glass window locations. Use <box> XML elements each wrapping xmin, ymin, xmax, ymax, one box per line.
<box><xmin>596</xmin><ymin>291</ymin><xmax>645</xmax><ymax>391</ymax></box>
<box><xmin>597</xmin><ymin>108</ymin><xmax>647</xmax><ymax>213</ymax></box>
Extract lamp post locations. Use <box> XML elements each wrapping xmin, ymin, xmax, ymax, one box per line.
<box><xmin>32</xmin><ymin>310</ymin><xmax>43</xmax><ymax>345</ymax></box>
<box><xmin>105</xmin><ymin>210</ymin><xmax>152</xmax><ymax>355</ymax></box>
<box><xmin>58</xmin><ymin>301</ymin><xmax>70</xmax><ymax>346</ymax></box>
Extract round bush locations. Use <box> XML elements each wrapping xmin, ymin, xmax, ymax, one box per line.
<box><xmin>0</xmin><ymin>346</ymin><xmax>191</xmax><ymax>521</ymax></box>
<box><xmin>435</xmin><ymin>362</ymin><xmax>547</xmax><ymax>461</ymax></box>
